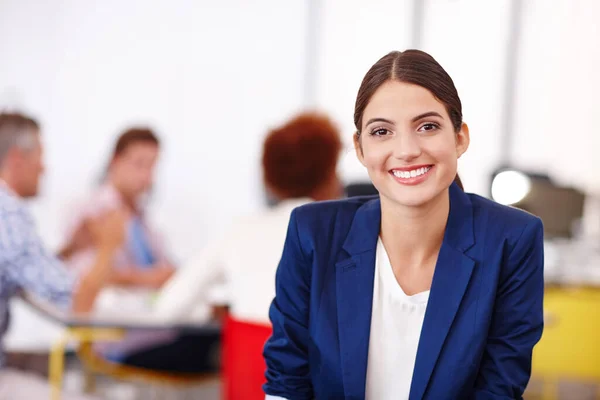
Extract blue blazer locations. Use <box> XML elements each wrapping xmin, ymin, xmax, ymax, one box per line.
<box><xmin>263</xmin><ymin>183</ymin><xmax>544</xmax><ymax>399</ymax></box>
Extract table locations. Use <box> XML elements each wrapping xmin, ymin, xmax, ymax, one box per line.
<box><xmin>20</xmin><ymin>292</ymin><xmax>221</xmax><ymax>400</ymax></box>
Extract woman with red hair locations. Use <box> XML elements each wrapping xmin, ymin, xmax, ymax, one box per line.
<box><xmin>261</xmin><ymin>112</ymin><xmax>343</xmax><ymax>202</ymax></box>
<box><xmin>152</xmin><ymin>112</ymin><xmax>343</xmax><ymax>399</ymax></box>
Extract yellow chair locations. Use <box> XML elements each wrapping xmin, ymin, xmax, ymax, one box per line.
<box><xmin>529</xmin><ymin>286</ymin><xmax>600</xmax><ymax>399</ymax></box>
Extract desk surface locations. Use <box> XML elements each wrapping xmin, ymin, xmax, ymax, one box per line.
<box><xmin>22</xmin><ymin>293</ymin><xmax>221</xmax><ymax>332</ymax></box>
<box><xmin>5</xmin><ymin>298</ymin><xmax>67</xmax><ymax>352</ymax></box>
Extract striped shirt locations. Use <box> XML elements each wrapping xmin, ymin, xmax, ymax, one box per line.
<box><xmin>0</xmin><ymin>183</ymin><xmax>74</xmax><ymax>367</ymax></box>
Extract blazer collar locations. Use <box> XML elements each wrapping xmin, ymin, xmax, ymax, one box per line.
<box><xmin>342</xmin><ymin>183</ymin><xmax>474</xmax><ymax>256</ymax></box>
<box><xmin>341</xmin><ymin>195</ymin><xmax>381</xmax><ymax>255</ymax></box>
<box><xmin>336</xmin><ymin>183</ymin><xmax>476</xmax><ymax>399</ymax></box>
<box><xmin>444</xmin><ymin>182</ymin><xmax>475</xmax><ymax>252</ymax></box>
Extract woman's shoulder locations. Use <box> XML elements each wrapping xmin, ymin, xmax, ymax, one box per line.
<box><xmin>292</xmin><ymin>195</ymin><xmax>379</xmax><ymax>225</ymax></box>
<box><xmin>466</xmin><ymin>191</ymin><xmax>543</xmax><ymax>240</ymax></box>
<box><xmin>286</xmin><ymin>196</ymin><xmax>379</xmax><ymax>254</ymax></box>
<box><xmin>73</xmin><ymin>184</ymin><xmax>123</xmax><ymax>217</ymax></box>
<box><xmin>63</xmin><ymin>184</ymin><xmax>123</xmax><ymax>234</ymax></box>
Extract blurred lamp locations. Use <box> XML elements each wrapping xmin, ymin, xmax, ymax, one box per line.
<box><xmin>491</xmin><ymin>169</ymin><xmax>532</xmax><ymax>205</ymax></box>
<box><xmin>490</xmin><ymin>168</ymin><xmax>586</xmax><ymax>239</ymax></box>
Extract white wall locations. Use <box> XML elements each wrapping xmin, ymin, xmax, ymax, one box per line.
<box><xmin>419</xmin><ymin>0</ymin><xmax>513</xmax><ymax>196</ymax></box>
<box><xmin>0</xmin><ymin>0</ymin><xmax>308</xmax><ymax>261</ymax></box>
<box><xmin>512</xmin><ymin>0</ymin><xmax>600</xmax><ymax>194</ymax></box>
<box><xmin>313</xmin><ymin>0</ymin><xmax>415</xmax><ymax>183</ymax></box>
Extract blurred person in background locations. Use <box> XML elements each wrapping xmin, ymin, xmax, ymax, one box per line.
<box><xmin>63</xmin><ymin>128</ymin><xmax>174</xmax><ymax>288</ymax></box>
<box><xmin>62</xmin><ymin>127</ymin><xmax>219</xmax><ymax>373</ymax></box>
<box><xmin>152</xmin><ymin>112</ymin><xmax>342</xmax><ymax>396</ymax></box>
<box><xmin>0</xmin><ymin>111</ymin><xmax>126</xmax><ymax>400</ymax></box>
<box><xmin>263</xmin><ymin>50</ymin><xmax>544</xmax><ymax>399</ymax></box>
<box><xmin>154</xmin><ymin>111</ymin><xmax>343</xmax><ymax>323</ymax></box>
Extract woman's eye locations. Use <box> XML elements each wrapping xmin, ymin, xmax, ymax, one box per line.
<box><xmin>419</xmin><ymin>123</ymin><xmax>439</xmax><ymax>132</ymax></box>
<box><xmin>370</xmin><ymin>128</ymin><xmax>390</xmax><ymax>136</ymax></box>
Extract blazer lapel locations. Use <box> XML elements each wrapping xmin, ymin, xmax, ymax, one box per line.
<box><xmin>410</xmin><ymin>183</ymin><xmax>476</xmax><ymax>399</ymax></box>
<box><xmin>336</xmin><ymin>198</ymin><xmax>381</xmax><ymax>399</ymax></box>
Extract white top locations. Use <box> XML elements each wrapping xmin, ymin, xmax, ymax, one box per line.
<box><xmin>154</xmin><ymin>198</ymin><xmax>312</xmax><ymax>324</ymax></box>
<box><xmin>266</xmin><ymin>238</ymin><xmax>429</xmax><ymax>400</ymax></box>
<box><xmin>365</xmin><ymin>238</ymin><xmax>429</xmax><ymax>399</ymax></box>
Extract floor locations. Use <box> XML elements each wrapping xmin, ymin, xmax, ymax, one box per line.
<box><xmin>7</xmin><ymin>351</ymin><xmax>221</xmax><ymax>400</ymax></box>
<box><xmin>63</xmin><ymin>369</ymin><xmax>221</xmax><ymax>400</ymax></box>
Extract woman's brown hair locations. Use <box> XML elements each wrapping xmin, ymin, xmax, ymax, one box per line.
<box><xmin>98</xmin><ymin>127</ymin><xmax>160</xmax><ymax>184</ymax></box>
<box><xmin>353</xmin><ymin>50</ymin><xmax>464</xmax><ymax>190</ymax></box>
<box><xmin>112</xmin><ymin>127</ymin><xmax>160</xmax><ymax>158</ymax></box>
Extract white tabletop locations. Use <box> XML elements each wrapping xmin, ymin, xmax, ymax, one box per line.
<box><xmin>4</xmin><ymin>298</ymin><xmax>70</xmax><ymax>353</ymax></box>
<box><xmin>4</xmin><ymin>291</ymin><xmax>220</xmax><ymax>354</ymax></box>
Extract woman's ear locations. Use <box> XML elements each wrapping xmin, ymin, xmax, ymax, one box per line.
<box><xmin>456</xmin><ymin>123</ymin><xmax>470</xmax><ymax>158</ymax></box>
<box><xmin>354</xmin><ymin>132</ymin><xmax>366</xmax><ymax>167</ymax></box>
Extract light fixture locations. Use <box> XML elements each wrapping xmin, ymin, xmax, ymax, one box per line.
<box><xmin>491</xmin><ymin>169</ymin><xmax>532</xmax><ymax>205</ymax></box>
<box><xmin>489</xmin><ymin>167</ymin><xmax>586</xmax><ymax>238</ymax></box>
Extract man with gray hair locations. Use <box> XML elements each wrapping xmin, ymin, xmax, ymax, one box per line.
<box><xmin>0</xmin><ymin>112</ymin><xmax>126</xmax><ymax>399</ymax></box>
<box><xmin>0</xmin><ymin>113</ymin><xmax>43</xmax><ymax>197</ymax></box>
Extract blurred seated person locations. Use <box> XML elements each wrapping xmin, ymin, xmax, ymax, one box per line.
<box><xmin>0</xmin><ymin>112</ymin><xmax>126</xmax><ymax>400</ymax></box>
<box><xmin>154</xmin><ymin>111</ymin><xmax>343</xmax><ymax>325</ymax></box>
<box><xmin>152</xmin><ymin>112</ymin><xmax>342</xmax><ymax>397</ymax></box>
<box><xmin>63</xmin><ymin>127</ymin><xmax>174</xmax><ymax>288</ymax></box>
<box><xmin>61</xmin><ymin>127</ymin><xmax>219</xmax><ymax>373</ymax></box>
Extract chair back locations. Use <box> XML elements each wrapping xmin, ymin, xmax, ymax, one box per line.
<box><xmin>222</xmin><ymin>315</ymin><xmax>272</xmax><ymax>400</ymax></box>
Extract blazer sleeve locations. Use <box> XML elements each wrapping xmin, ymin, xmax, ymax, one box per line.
<box><xmin>263</xmin><ymin>209</ymin><xmax>314</xmax><ymax>400</ymax></box>
<box><xmin>472</xmin><ymin>218</ymin><xmax>545</xmax><ymax>399</ymax></box>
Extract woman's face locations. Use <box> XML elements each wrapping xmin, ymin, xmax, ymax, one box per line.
<box><xmin>111</xmin><ymin>142</ymin><xmax>159</xmax><ymax>199</ymax></box>
<box><xmin>356</xmin><ymin>80</ymin><xmax>469</xmax><ymax>209</ymax></box>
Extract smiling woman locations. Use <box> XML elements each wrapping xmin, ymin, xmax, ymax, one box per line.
<box><xmin>263</xmin><ymin>49</ymin><xmax>544</xmax><ymax>400</ymax></box>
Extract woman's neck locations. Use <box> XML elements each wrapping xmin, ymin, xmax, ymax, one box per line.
<box><xmin>379</xmin><ymin>189</ymin><xmax>450</xmax><ymax>266</ymax></box>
